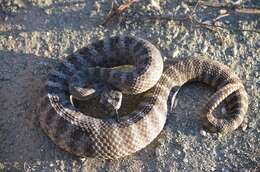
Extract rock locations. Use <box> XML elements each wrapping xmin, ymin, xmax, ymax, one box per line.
<box><xmin>155</xmin><ymin>147</ymin><xmax>162</xmax><ymax>157</ymax></box>
<box><xmin>14</xmin><ymin>0</ymin><xmax>26</xmax><ymax>8</ymax></box>
<box><xmin>241</xmin><ymin>123</ymin><xmax>248</xmax><ymax>131</ymax></box>
<box><xmin>150</xmin><ymin>0</ymin><xmax>161</xmax><ymax>11</ymax></box>
<box><xmin>174</xmin><ymin>149</ymin><xmax>182</xmax><ymax>157</ymax></box>
<box><xmin>221</xmin><ymin>167</ymin><xmax>230</xmax><ymax>172</ymax></box>
<box><xmin>219</xmin><ymin>9</ymin><xmax>227</xmax><ymax>15</ymax></box>
<box><xmin>210</xmin><ymin>166</ymin><xmax>215</xmax><ymax>171</ymax></box>
<box><xmin>183</xmin><ymin>158</ymin><xmax>188</xmax><ymax>163</ymax></box>
<box><xmin>200</xmin><ymin>130</ymin><xmax>207</xmax><ymax>137</ymax></box>
<box><xmin>0</xmin><ymin>162</ymin><xmax>4</xmax><ymax>171</ymax></box>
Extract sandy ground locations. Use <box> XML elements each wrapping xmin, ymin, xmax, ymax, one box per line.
<box><xmin>0</xmin><ymin>0</ymin><xmax>259</xmax><ymax>171</ymax></box>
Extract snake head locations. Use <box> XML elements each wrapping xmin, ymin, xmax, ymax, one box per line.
<box><xmin>69</xmin><ymin>70</ymin><xmax>123</xmax><ymax>112</ymax></box>
<box><xmin>69</xmin><ymin>70</ymin><xmax>105</xmax><ymax>100</ymax></box>
<box><xmin>69</xmin><ymin>83</ymin><xmax>104</xmax><ymax>101</ymax></box>
<box><xmin>99</xmin><ymin>86</ymin><xmax>123</xmax><ymax>112</ymax></box>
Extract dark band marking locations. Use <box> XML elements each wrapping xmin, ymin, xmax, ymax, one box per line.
<box><xmin>53</xmin><ymin>117</ymin><xmax>69</xmax><ymax>139</ymax></box>
<box><xmin>66</xmin><ymin>128</ymin><xmax>85</xmax><ymax>152</ymax></box>
<box><xmin>57</xmin><ymin>64</ymin><xmax>73</xmax><ymax>76</ymax></box>
<box><xmin>133</xmin><ymin>41</ymin><xmax>143</xmax><ymax>54</ymax></box>
<box><xmin>135</xmin><ymin>45</ymin><xmax>149</xmax><ymax>57</ymax></box>
<box><xmin>124</xmin><ymin>36</ymin><xmax>134</xmax><ymax>54</ymax></box>
<box><xmin>110</xmin><ymin>37</ymin><xmax>120</xmax><ymax>56</ymax></box>
<box><xmin>44</xmin><ymin>108</ymin><xmax>57</xmax><ymax>126</ymax></box>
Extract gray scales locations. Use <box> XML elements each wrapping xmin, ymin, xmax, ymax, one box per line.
<box><xmin>38</xmin><ymin>36</ymin><xmax>248</xmax><ymax>159</ymax></box>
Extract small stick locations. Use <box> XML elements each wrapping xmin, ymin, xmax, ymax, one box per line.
<box><xmin>102</xmin><ymin>0</ymin><xmax>139</xmax><ymax>26</ymax></box>
<box><xmin>187</xmin><ymin>1</ymin><xmax>260</xmax><ymax>15</ymax></box>
<box><xmin>234</xmin><ymin>8</ymin><xmax>260</xmax><ymax>14</ymax></box>
<box><xmin>140</xmin><ymin>14</ymin><xmax>260</xmax><ymax>34</ymax></box>
<box><xmin>213</xmin><ymin>13</ymin><xmax>230</xmax><ymax>22</ymax></box>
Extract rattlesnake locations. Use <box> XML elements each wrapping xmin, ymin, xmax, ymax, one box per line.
<box><xmin>39</xmin><ymin>36</ymin><xmax>248</xmax><ymax>159</ymax></box>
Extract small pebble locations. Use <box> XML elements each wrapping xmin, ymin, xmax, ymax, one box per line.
<box><xmin>235</xmin><ymin>149</ymin><xmax>240</xmax><ymax>154</ymax></box>
<box><xmin>212</xmin><ymin>133</ymin><xmax>219</xmax><ymax>138</ymax></box>
<box><xmin>219</xmin><ymin>9</ymin><xmax>227</xmax><ymax>15</ymax></box>
<box><xmin>14</xmin><ymin>0</ymin><xmax>26</xmax><ymax>8</ymax></box>
<box><xmin>221</xmin><ymin>167</ymin><xmax>230</xmax><ymax>172</ymax></box>
<box><xmin>4</xmin><ymin>16</ymin><xmax>8</xmax><ymax>21</ymax></box>
<box><xmin>183</xmin><ymin>158</ymin><xmax>188</xmax><ymax>163</ymax></box>
<box><xmin>155</xmin><ymin>148</ymin><xmax>162</xmax><ymax>157</ymax></box>
<box><xmin>210</xmin><ymin>166</ymin><xmax>215</xmax><ymax>171</ymax></box>
<box><xmin>241</xmin><ymin>123</ymin><xmax>248</xmax><ymax>131</ymax></box>
<box><xmin>183</xmin><ymin>143</ymin><xmax>188</xmax><ymax>151</ymax></box>
<box><xmin>150</xmin><ymin>0</ymin><xmax>161</xmax><ymax>11</ymax></box>
<box><xmin>200</xmin><ymin>130</ymin><xmax>207</xmax><ymax>137</ymax></box>
<box><xmin>174</xmin><ymin>149</ymin><xmax>182</xmax><ymax>156</ymax></box>
<box><xmin>181</xmin><ymin>2</ymin><xmax>189</xmax><ymax>11</ymax></box>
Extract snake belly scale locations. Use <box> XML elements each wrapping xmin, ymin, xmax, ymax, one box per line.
<box><xmin>38</xmin><ymin>36</ymin><xmax>248</xmax><ymax>159</ymax></box>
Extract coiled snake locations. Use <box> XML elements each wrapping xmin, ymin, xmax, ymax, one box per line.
<box><xmin>39</xmin><ymin>36</ymin><xmax>248</xmax><ymax>159</ymax></box>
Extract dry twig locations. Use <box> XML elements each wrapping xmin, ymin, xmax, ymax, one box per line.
<box><xmin>143</xmin><ymin>14</ymin><xmax>260</xmax><ymax>34</ymax></box>
<box><xmin>234</xmin><ymin>7</ymin><xmax>260</xmax><ymax>14</ymax></box>
<box><xmin>102</xmin><ymin>0</ymin><xmax>139</xmax><ymax>26</ymax></box>
<box><xmin>102</xmin><ymin>0</ymin><xmax>260</xmax><ymax>34</ymax></box>
<box><xmin>187</xmin><ymin>1</ymin><xmax>260</xmax><ymax>15</ymax></box>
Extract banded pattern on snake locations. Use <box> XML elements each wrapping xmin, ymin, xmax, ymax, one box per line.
<box><xmin>38</xmin><ymin>36</ymin><xmax>248</xmax><ymax>159</ymax></box>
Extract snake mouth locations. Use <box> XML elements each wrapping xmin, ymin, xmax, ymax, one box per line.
<box><xmin>68</xmin><ymin>91</ymin><xmax>146</xmax><ymax>120</ymax></box>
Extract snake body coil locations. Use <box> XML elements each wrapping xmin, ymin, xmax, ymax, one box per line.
<box><xmin>39</xmin><ymin>36</ymin><xmax>248</xmax><ymax>159</ymax></box>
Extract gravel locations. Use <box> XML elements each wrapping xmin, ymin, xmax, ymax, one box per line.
<box><xmin>0</xmin><ymin>0</ymin><xmax>259</xmax><ymax>171</ymax></box>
